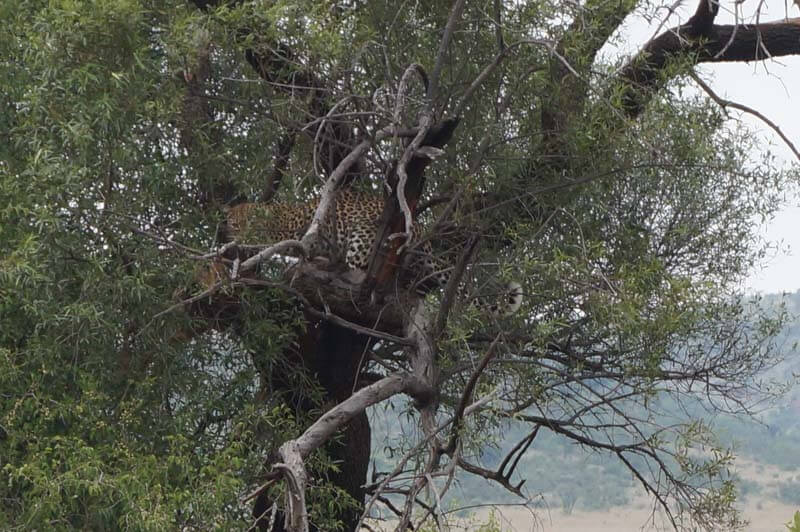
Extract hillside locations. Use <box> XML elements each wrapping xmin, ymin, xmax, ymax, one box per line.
<box><xmin>369</xmin><ymin>291</ymin><xmax>800</xmax><ymax>524</ymax></box>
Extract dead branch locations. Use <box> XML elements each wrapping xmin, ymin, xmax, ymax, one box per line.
<box><xmin>239</xmin><ymin>239</ymin><xmax>305</xmax><ymax>273</ymax></box>
<box><xmin>270</xmin><ymin>372</ymin><xmax>434</xmax><ymax>531</ymax></box>
<box><xmin>301</xmin><ymin>124</ymin><xmax>406</xmax><ymax>254</ymax></box>
<box><xmin>391</xmin><ymin>63</ymin><xmax>433</xmax><ymax>249</ymax></box>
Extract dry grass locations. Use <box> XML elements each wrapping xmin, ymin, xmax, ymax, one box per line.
<box><xmin>370</xmin><ymin>458</ymin><xmax>800</xmax><ymax>531</ymax></box>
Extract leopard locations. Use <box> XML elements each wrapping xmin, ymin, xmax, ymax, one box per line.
<box><xmin>222</xmin><ymin>190</ymin><xmax>523</xmax><ymax>316</ymax></box>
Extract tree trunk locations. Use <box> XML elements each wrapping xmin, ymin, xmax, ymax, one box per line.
<box><xmin>253</xmin><ymin>320</ymin><xmax>372</xmax><ymax>531</ymax></box>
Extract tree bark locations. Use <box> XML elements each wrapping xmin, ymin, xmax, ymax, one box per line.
<box><xmin>541</xmin><ymin>0</ymin><xmax>637</xmax><ymax>162</ymax></box>
<box><xmin>252</xmin><ymin>321</ymin><xmax>372</xmax><ymax>532</ymax></box>
<box><xmin>617</xmin><ymin>2</ymin><xmax>800</xmax><ymax>116</ymax></box>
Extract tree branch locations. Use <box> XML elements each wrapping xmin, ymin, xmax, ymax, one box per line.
<box><xmin>442</xmin><ymin>333</ymin><xmax>502</xmax><ymax>455</ymax></box>
<box><xmin>254</xmin><ymin>372</ymin><xmax>435</xmax><ymax>531</ymax></box>
<box><xmin>295</xmin><ymin>373</ymin><xmax>432</xmax><ymax>457</ymax></box>
<box><xmin>617</xmin><ymin>1</ymin><xmax>800</xmax><ymax>117</ymax></box>
<box><xmin>541</xmin><ymin>0</ymin><xmax>638</xmax><ymax>159</ymax></box>
<box><xmin>689</xmin><ymin>71</ymin><xmax>800</xmax><ymax>163</ymax></box>
<box><xmin>428</xmin><ymin>0</ymin><xmax>468</xmax><ymax>107</ymax></box>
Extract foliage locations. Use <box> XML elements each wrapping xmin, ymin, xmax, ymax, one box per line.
<box><xmin>1</xmin><ymin>0</ymin><xmax>798</xmax><ymax>530</ymax></box>
<box><xmin>787</xmin><ymin>511</ymin><xmax>800</xmax><ymax>532</ymax></box>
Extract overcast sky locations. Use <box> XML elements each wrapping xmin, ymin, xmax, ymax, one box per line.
<box><xmin>607</xmin><ymin>0</ymin><xmax>800</xmax><ymax>294</ymax></box>
<box><xmin>709</xmin><ymin>57</ymin><xmax>800</xmax><ymax>294</ymax></box>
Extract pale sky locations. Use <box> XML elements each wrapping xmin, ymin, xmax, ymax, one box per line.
<box><xmin>709</xmin><ymin>57</ymin><xmax>800</xmax><ymax>294</ymax></box>
<box><xmin>609</xmin><ymin>0</ymin><xmax>800</xmax><ymax>294</ymax></box>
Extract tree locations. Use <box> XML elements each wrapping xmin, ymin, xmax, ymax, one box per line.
<box><xmin>1</xmin><ymin>0</ymin><xmax>798</xmax><ymax>530</ymax></box>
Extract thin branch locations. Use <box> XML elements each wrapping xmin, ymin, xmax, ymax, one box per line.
<box><xmin>358</xmin><ymin>395</ymin><xmax>496</xmax><ymax>530</ymax></box>
<box><xmin>147</xmin><ymin>280</ymin><xmax>223</xmax><ymax>324</ymax></box>
<box><xmin>312</xmin><ymin>96</ymin><xmax>353</xmax><ymax>180</ymax></box>
<box><xmin>428</xmin><ymin>0</ymin><xmax>468</xmax><ymax>106</ymax></box>
<box><xmin>690</xmin><ymin>71</ymin><xmax>800</xmax><ymax>163</ymax></box>
<box><xmin>433</xmin><ymin>234</ymin><xmax>480</xmax><ymax>337</ymax></box>
<box><xmin>457</xmin><ymin>458</ymin><xmax>526</xmax><ymax>498</ymax></box>
<box><xmin>443</xmin><ymin>333</ymin><xmax>502</xmax><ymax>455</ymax></box>
<box><xmin>239</xmin><ymin>239</ymin><xmax>305</xmax><ymax>272</ymax></box>
<box><xmin>454</xmin><ymin>39</ymin><xmax>557</xmax><ymax>117</ymax></box>
<box><xmin>241</xmin><ymin>473</ymin><xmax>280</xmax><ymax>504</ymax></box>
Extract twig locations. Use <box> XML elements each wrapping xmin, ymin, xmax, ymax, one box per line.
<box><xmin>443</xmin><ymin>333</ymin><xmax>502</xmax><ymax>455</ymax></box>
<box><xmin>690</xmin><ymin>71</ymin><xmax>800</xmax><ymax>162</ymax></box>
<box><xmin>149</xmin><ymin>280</ymin><xmax>223</xmax><ymax>323</ymax></box>
<box><xmin>241</xmin><ymin>473</ymin><xmax>280</xmax><ymax>503</ymax></box>
<box><xmin>312</xmin><ymin>96</ymin><xmax>353</xmax><ymax>180</ymax></box>
<box><xmin>455</xmin><ymin>39</ymin><xmax>557</xmax><ymax>117</ymax></box>
<box><xmin>428</xmin><ymin>0</ymin><xmax>468</xmax><ymax>106</ymax></box>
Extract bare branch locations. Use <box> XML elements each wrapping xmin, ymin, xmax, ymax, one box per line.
<box><xmin>433</xmin><ymin>234</ymin><xmax>480</xmax><ymax>337</ymax></box>
<box><xmin>301</xmin><ymin>124</ymin><xmax>403</xmax><ymax>253</ymax></box>
<box><xmin>295</xmin><ymin>373</ymin><xmax>433</xmax><ymax>458</ymax></box>
<box><xmin>428</xmin><ymin>0</ymin><xmax>468</xmax><ymax>106</ymax></box>
<box><xmin>690</xmin><ymin>71</ymin><xmax>800</xmax><ymax>163</ymax></box>
<box><xmin>239</xmin><ymin>239</ymin><xmax>305</xmax><ymax>273</ymax></box>
<box><xmin>275</xmin><ymin>443</ymin><xmax>309</xmax><ymax>532</ymax></box>
<box><xmin>392</xmin><ymin>112</ymin><xmax>432</xmax><ymax>251</ymax></box>
<box><xmin>271</xmin><ymin>373</ymin><xmax>436</xmax><ymax>531</ymax></box>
